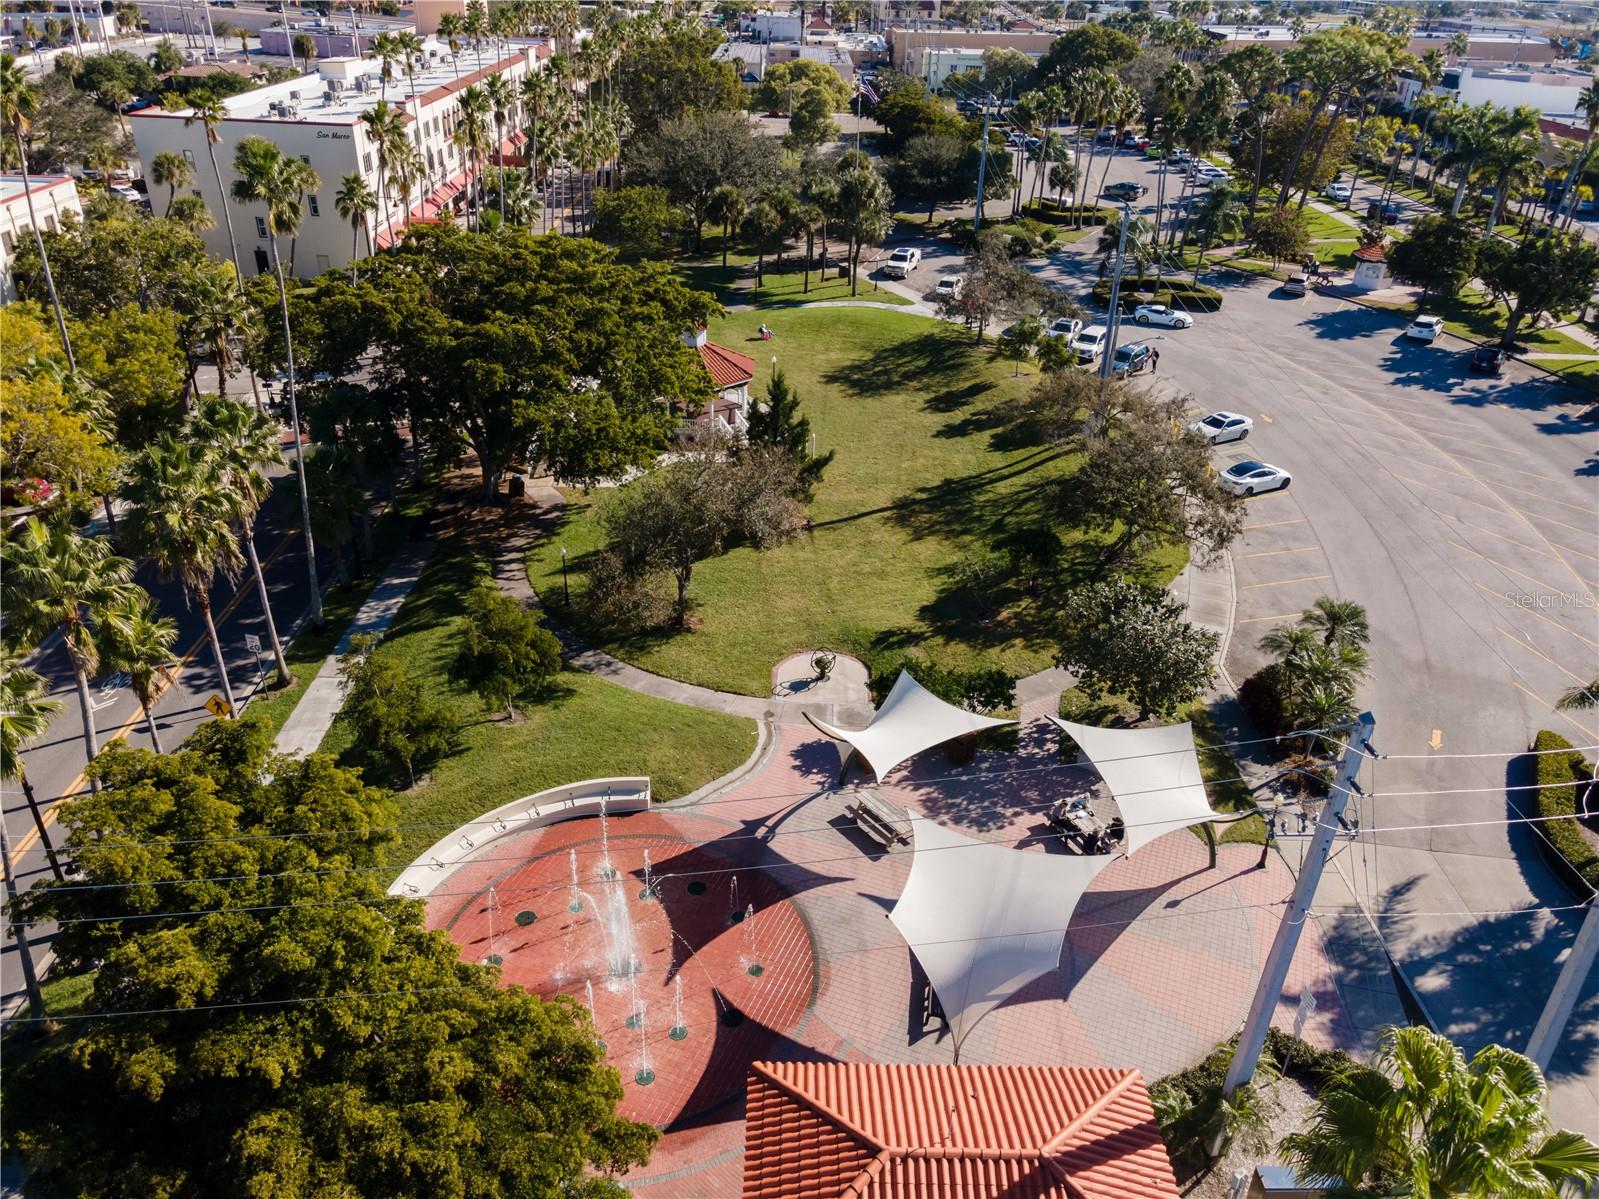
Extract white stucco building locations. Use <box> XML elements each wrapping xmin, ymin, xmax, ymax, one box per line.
<box><xmin>129</xmin><ymin>38</ymin><xmax>542</xmax><ymax>279</ymax></box>
<box><xmin>1397</xmin><ymin>63</ymin><xmax>1590</xmax><ymax>119</ymax></box>
<box><xmin>1</xmin><ymin>174</ymin><xmax>82</xmax><ymax>301</ymax></box>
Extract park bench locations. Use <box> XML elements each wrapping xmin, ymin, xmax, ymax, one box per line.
<box><xmin>845</xmin><ymin>791</ymin><xmax>911</xmax><ymax>848</ymax></box>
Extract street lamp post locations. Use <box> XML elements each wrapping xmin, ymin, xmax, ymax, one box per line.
<box><xmin>560</xmin><ymin>546</ymin><xmax>569</xmax><ymax>605</ymax></box>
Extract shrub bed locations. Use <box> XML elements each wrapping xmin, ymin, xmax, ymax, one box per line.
<box><xmin>1089</xmin><ymin>276</ymin><xmax>1225</xmax><ymax>312</ymax></box>
<box><xmin>1529</xmin><ymin>730</ymin><xmax>1599</xmax><ymax>894</ymax></box>
<box><xmin>1023</xmin><ymin>201</ymin><xmax>1117</xmax><ymax>227</ymax></box>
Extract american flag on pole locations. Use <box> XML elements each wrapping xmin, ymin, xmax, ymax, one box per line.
<box><xmin>854</xmin><ymin>76</ymin><xmax>879</xmax><ymax>103</ymax></box>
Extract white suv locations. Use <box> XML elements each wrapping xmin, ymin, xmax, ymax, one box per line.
<box><xmin>1070</xmin><ymin>324</ymin><xmax>1109</xmax><ymax>363</ymax></box>
<box><xmin>882</xmin><ymin>247</ymin><xmax>921</xmax><ymax>278</ymax></box>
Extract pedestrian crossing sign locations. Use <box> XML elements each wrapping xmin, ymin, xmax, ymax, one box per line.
<box><xmin>204</xmin><ymin>694</ymin><xmax>233</xmax><ymax>719</ymax></box>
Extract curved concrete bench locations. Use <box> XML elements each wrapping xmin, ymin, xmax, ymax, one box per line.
<box><xmin>388</xmin><ymin>776</ymin><xmax>651</xmax><ymax>898</ymax></box>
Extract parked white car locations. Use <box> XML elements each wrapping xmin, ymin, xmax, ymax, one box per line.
<box><xmin>882</xmin><ymin>247</ymin><xmax>921</xmax><ymax>278</ymax></box>
<box><xmin>1219</xmin><ymin>459</ymin><xmax>1291</xmax><ymax>496</ymax></box>
<box><xmin>934</xmin><ymin>273</ymin><xmax>966</xmax><ymax>298</ymax></box>
<box><xmin>1191</xmin><ymin>411</ymin><xmax>1253</xmax><ymax>444</ymax></box>
<box><xmin>1070</xmin><ymin>324</ymin><xmax>1110</xmax><ymax>363</ymax></box>
<box><xmin>1405</xmin><ymin>315</ymin><xmax>1444</xmax><ymax>343</ymax></box>
<box><xmin>1325</xmin><ymin>181</ymin><xmax>1353</xmax><ymax>202</ymax></box>
<box><xmin>1044</xmin><ymin>315</ymin><xmax>1083</xmax><ymax>339</ymax></box>
<box><xmin>1133</xmin><ymin>303</ymin><xmax>1193</xmax><ymax>329</ymax></box>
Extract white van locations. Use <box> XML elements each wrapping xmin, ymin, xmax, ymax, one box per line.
<box><xmin>1070</xmin><ymin>324</ymin><xmax>1109</xmax><ymax>363</ymax></box>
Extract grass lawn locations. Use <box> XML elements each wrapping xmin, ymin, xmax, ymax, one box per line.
<box><xmin>243</xmin><ymin>482</ymin><xmax>437</xmax><ymax>744</ymax></box>
<box><xmin>313</xmin><ymin>539</ymin><xmax>756</xmax><ymax>871</ymax></box>
<box><xmin>1311</xmin><ymin>239</ymin><xmax>1358</xmax><ymax>270</ymax></box>
<box><xmin>676</xmin><ymin>253</ymin><xmax>912</xmax><ymax>310</ymax></box>
<box><xmin>528</xmin><ymin>306</ymin><xmax>1187</xmax><ymax>697</ymax></box>
<box><xmin>1527</xmin><ymin>357</ymin><xmax>1599</xmax><ymax>391</ymax></box>
<box><xmin>1363</xmin><ymin>287</ymin><xmax>1593</xmax><ymax>355</ymax></box>
<box><xmin>1189</xmin><ymin>703</ymin><xmax>1265</xmax><ymax>846</ymax></box>
<box><xmin>1302</xmin><ymin>207</ymin><xmax>1359</xmax><ymax>240</ymax></box>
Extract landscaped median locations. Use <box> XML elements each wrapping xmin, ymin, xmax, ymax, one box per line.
<box><xmin>1091</xmin><ymin>275</ymin><xmax>1226</xmax><ymax>313</ymax></box>
<box><xmin>1525</xmin><ymin>730</ymin><xmax>1599</xmax><ymax>896</ymax></box>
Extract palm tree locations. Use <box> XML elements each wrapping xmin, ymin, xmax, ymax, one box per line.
<box><xmin>123</xmin><ymin>439</ymin><xmax>245</xmax><ymax>713</ymax></box>
<box><xmin>392</xmin><ymin>30</ymin><xmax>428</xmax><ymax>189</ymax></box>
<box><xmin>359</xmin><ymin>100</ymin><xmax>406</xmax><ymax>248</ymax></box>
<box><xmin>1555</xmin><ymin>676</ymin><xmax>1599</xmax><ymax>710</ymax></box>
<box><xmin>483</xmin><ymin>72</ymin><xmax>514</xmax><ymax>226</ymax></box>
<box><xmin>192</xmin><ymin>394</ymin><xmax>294</xmax><ymax>687</ymax></box>
<box><xmin>436</xmin><ymin>12</ymin><xmax>464</xmax><ymax>78</ymax></box>
<box><xmin>1</xmin><ymin>54</ymin><xmax>74</xmax><ymax>367</ymax></box>
<box><xmin>1299</xmin><ymin>596</ymin><xmax>1370</xmax><ymax>649</ymax></box>
<box><xmin>1190</xmin><ymin>183</ymin><xmax>1246</xmax><ymax>280</ymax></box>
<box><xmin>0</xmin><ymin>658</ymin><xmax>66</xmax><ymax>882</ymax></box>
<box><xmin>391</xmin><ymin>142</ymin><xmax>424</xmax><ymax>233</ymax></box>
<box><xmin>335</xmin><ymin>172</ymin><xmax>375</xmax><ymax>275</ymax></box>
<box><xmin>1559</xmin><ymin>83</ymin><xmax>1599</xmax><ymax>229</ymax></box>
<box><xmin>167</xmin><ymin>193</ymin><xmax>213</xmax><ymax>232</ymax></box>
<box><xmin>182</xmin><ymin>262</ymin><xmax>252</xmax><ymax>400</ymax></box>
<box><xmin>464</xmin><ymin>0</ymin><xmax>488</xmax><ymax>75</ymax></box>
<box><xmin>0</xmin><ymin>518</ymin><xmax>139</xmax><ymax>777</ymax></box>
<box><xmin>368</xmin><ymin>30</ymin><xmax>402</xmax><ymax>101</ymax></box>
<box><xmin>1283</xmin><ymin>1026</ymin><xmax>1599</xmax><ymax>1196</ymax></box>
<box><xmin>184</xmin><ymin>89</ymin><xmax>245</xmax><ymax>285</ymax></box>
<box><xmin>98</xmin><ymin>592</ymin><xmax>178</xmax><ymax>753</ymax></box>
<box><xmin>149</xmin><ymin>148</ymin><xmax>194</xmax><ymax>216</ymax></box>
<box><xmin>520</xmin><ymin>68</ymin><xmax>560</xmax><ymax>228</ymax></box>
<box><xmin>707</xmin><ymin>183</ymin><xmax>747</xmax><ymax>270</ymax></box>
<box><xmin>230</xmin><ymin>135</ymin><xmax>324</xmax><ymax>629</ymax></box>
<box><xmin>453</xmin><ymin>85</ymin><xmax>491</xmax><ymax>231</ymax></box>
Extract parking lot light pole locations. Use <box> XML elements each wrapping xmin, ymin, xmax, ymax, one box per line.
<box><xmin>1099</xmin><ymin>194</ymin><xmax>1135</xmax><ymax>393</ymax></box>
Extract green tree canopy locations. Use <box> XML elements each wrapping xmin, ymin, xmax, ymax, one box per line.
<box><xmin>745</xmin><ymin>366</ymin><xmax>833</xmax><ymax>499</ymax></box>
<box><xmin>591</xmin><ymin>184</ymin><xmax>686</xmax><ymax>259</ymax></box>
<box><xmin>12</xmin><ymin>206</ymin><xmax>208</xmax><ymax>317</ymax></box>
<box><xmin>870</xmin><ymin>87</ymin><xmax>971</xmax><ymax>156</ymax></box>
<box><xmin>1035</xmin><ymin>25</ymin><xmax>1140</xmax><ymax>81</ymax></box>
<box><xmin>451</xmin><ymin>582</ymin><xmax>563</xmax><ymax>719</ymax></box>
<box><xmin>623</xmin><ymin>109</ymin><xmax>783</xmax><ymax>251</ymax></box>
<box><xmin>345</xmin><ymin>226</ymin><xmax>719</xmax><ymax>498</ymax></box>
<box><xmin>615</xmin><ymin>17</ymin><xmax>742</xmax><ymax>138</ymax></box>
<box><xmin>1386</xmin><ymin>212</ymin><xmax>1478</xmax><ymax>305</ymax></box>
<box><xmin>1055</xmin><ymin>577</ymin><xmax>1219</xmax><ymax>719</ymax></box>
<box><xmin>753</xmin><ymin>58</ymin><xmax>852</xmax><ymax>114</ymax></box>
<box><xmin>887</xmin><ymin>132</ymin><xmax>981</xmax><ymax>223</ymax></box>
<box><xmin>4</xmin><ymin>719</ymin><xmax>656</xmax><ymax>1197</ymax></box>
<box><xmin>1477</xmin><ymin>226</ymin><xmax>1599</xmax><ymax>349</ymax></box>
<box><xmin>1247</xmin><ymin>205</ymin><xmax>1311</xmax><ymax>268</ymax></box>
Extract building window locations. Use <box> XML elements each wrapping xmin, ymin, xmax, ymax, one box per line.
<box><xmin>43</xmin><ymin>215</ymin><xmax>56</xmax><ymax>233</ymax></box>
<box><xmin>182</xmin><ymin>148</ymin><xmax>195</xmax><ymax>164</ymax></box>
<box><xmin>315</xmin><ymin>254</ymin><xmax>331</xmax><ymax>272</ymax></box>
<box><xmin>299</xmin><ymin>154</ymin><xmax>310</xmax><ymax>165</ymax></box>
<box><xmin>255</xmin><ymin>216</ymin><xmax>268</xmax><ymax>238</ymax></box>
<box><xmin>254</xmin><ymin>248</ymin><xmax>270</xmax><ymax>273</ymax></box>
<box><xmin>308</xmin><ymin>193</ymin><xmax>319</xmax><ymax>217</ymax></box>
<box><xmin>1</xmin><ymin>231</ymin><xmax>12</xmax><ymax>253</ymax></box>
<box><xmin>363</xmin><ymin>152</ymin><xmax>373</xmax><ymax>173</ymax></box>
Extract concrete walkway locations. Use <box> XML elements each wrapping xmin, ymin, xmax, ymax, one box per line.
<box><xmin>271</xmin><ymin>541</ymin><xmax>437</xmax><ymax>759</ymax></box>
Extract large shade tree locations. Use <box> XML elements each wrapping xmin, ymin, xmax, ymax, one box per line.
<box><xmin>348</xmin><ymin>226</ymin><xmax>719</xmax><ymax>500</ymax></box>
<box><xmin>5</xmin><ymin>720</ymin><xmax>658</xmax><ymax>1197</ymax></box>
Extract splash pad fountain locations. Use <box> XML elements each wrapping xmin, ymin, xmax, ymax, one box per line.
<box><xmin>429</xmin><ymin>798</ymin><xmax>818</xmax><ymax>1128</ymax></box>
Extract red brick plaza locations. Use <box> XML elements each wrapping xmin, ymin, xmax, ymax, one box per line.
<box><xmin>427</xmin><ymin>706</ymin><xmax>1357</xmax><ymax>1198</ymax></box>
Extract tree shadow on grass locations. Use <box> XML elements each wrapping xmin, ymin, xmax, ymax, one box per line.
<box><xmin>819</xmin><ymin>327</ymin><xmax>983</xmax><ymax>398</ymax></box>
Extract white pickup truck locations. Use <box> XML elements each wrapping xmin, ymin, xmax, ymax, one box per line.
<box><xmin>881</xmin><ymin>247</ymin><xmax>921</xmax><ymax>278</ymax></box>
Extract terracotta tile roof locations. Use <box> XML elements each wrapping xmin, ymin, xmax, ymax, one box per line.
<box><xmin>743</xmin><ymin>1062</ymin><xmax>1181</xmax><ymax>1199</ymax></box>
<box><xmin>698</xmin><ymin>340</ymin><xmax>756</xmax><ymax>390</ymax></box>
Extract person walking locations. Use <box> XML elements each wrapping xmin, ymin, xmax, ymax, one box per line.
<box><xmin>1151</xmin><ymin>347</ymin><xmax>1160</xmax><ymax>373</ymax></box>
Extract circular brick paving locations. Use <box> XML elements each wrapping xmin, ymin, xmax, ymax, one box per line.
<box><xmin>440</xmin><ymin>819</ymin><xmax>818</xmax><ymax>1128</ymax></box>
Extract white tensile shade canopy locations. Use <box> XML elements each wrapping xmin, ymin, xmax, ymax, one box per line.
<box><xmin>890</xmin><ymin>811</ymin><xmax>1114</xmax><ymax>1058</ymax></box>
<box><xmin>804</xmin><ymin>670</ymin><xmax>1016</xmax><ymax>782</ymax></box>
<box><xmin>1048</xmin><ymin>718</ymin><xmax>1218</xmax><ymax>856</ymax></box>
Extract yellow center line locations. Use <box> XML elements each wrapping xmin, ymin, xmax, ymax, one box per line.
<box><xmin>1385</xmin><ymin>471</ymin><xmax>1507</xmax><ymax>514</ymax></box>
<box><xmin>1235</xmin><ymin>612</ymin><xmax>1306</xmax><ymax>624</ymax></box>
<box><xmin>1521</xmin><ymin>509</ymin><xmax>1599</xmax><ymax>539</ymax></box>
<box><xmin>1448</xmin><ymin>539</ymin><xmax>1592</xmax><ymax>600</ymax></box>
<box><xmin>1361</xmin><ymin>444</ymin><xmax>1473</xmax><ymax>480</ymax></box>
<box><xmin>1484</xmin><ymin>476</ymin><xmax>1599</xmax><ymax>520</ymax></box>
<box><xmin>1237</xmin><ymin>546</ymin><xmax>1322</xmax><ymax>559</ymax></box>
<box><xmin>1443</xmin><ymin>513</ymin><xmax>1556</xmax><ymax>559</ymax></box>
<box><xmin>1239</xmin><ymin>574</ymin><xmax>1332</xmax><ymax>590</ymax></box>
<box><xmin>1471</xmin><ymin>580</ymin><xmax>1599</xmax><ymax>651</ymax></box>
<box><xmin>8</xmin><ymin>528</ymin><xmax>300</xmax><ymax>869</ymax></box>
<box><xmin>1428</xmin><ymin>446</ymin><xmax>1566</xmax><ymax>484</ymax></box>
<box><xmin>1242</xmin><ymin>517</ymin><xmax>1307</xmax><ymax>530</ymax></box>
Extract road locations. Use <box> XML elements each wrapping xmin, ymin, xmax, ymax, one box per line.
<box><xmin>897</xmin><ymin>145</ymin><xmax>1599</xmax><ymax>1134</ymax></box>
<box><xmin>0</xmin><ymin>451</ymin><xmax>326</xmax><ymax>1016</ymax></box>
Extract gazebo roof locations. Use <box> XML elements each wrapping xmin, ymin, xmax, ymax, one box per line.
<box><xmin>804</xmin><ymin>670</ymin><xmax>1015</xmax><ymax>781</ymax></box>
<box><xmin>1046</xmin><ymin>719</ymin><xmax>1220</xmax><ymax>856</ymax></box>
<box><xmin>1353</xmin><ymin>242</ymin><xmax>1388</xmax><ymax>262</ymax></box>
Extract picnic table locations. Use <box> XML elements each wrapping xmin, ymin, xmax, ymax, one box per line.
<box><xmin>1049</xmin><ymin>798</ymin><xmax>1122</xmax><ymax>855</ymax></box>
<box><xmin>846</xmin><ymin>790</ymin><xmax>912</xmax><ymax>848</ymax></box>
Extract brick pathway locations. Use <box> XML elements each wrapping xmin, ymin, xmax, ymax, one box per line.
<box><xmin>424</xmin><ymin>712</ymin><xmax>1358</xmax><ymax>1199</ymax></box>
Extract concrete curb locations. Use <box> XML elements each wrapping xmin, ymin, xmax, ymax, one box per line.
<box><xmin>673</xmin><ymin>715</ymin><xmax>780</xmax><ymax>810</ymax></box>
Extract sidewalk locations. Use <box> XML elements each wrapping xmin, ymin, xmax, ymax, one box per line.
<box><xmin>271</xmin><ymin>541</ymin><xmax>437</xmax><ymax>759</ymax></box>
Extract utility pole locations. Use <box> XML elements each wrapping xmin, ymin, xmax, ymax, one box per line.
<box><xmin>974</xmin><ymin>105</ymin><xmax>992</xmax><ymax>233</ymax></box>
<box><xmin>1525</xmin><ymin>899</ymin><xmax>1599</xmax><ymax>1072</ymax></box>
<box><xmin>1098</xmin><ymin>194</ymin><xmax>1134</xmax><ymax>393</ymax></box>
<box><xmin>1222</xmin><ymin>713</ymin><xmax>1375</xmax><ymax>1098</ymax></box>
<box><xmin>0</xmin><ymin>820</ymin><xmax>46</xmax><ymax>1022</ymax></box>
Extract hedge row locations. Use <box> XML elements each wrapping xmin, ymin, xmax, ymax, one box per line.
<box><xmin>1089</xmin><ymin>276</ymin><xmax>1225</xmax><ymax>312</ymax></box>
<box><xmin>1530</xmin><ymin>730</ymin><xmax>1599</xmax><ymax>894</ymax></box>
<box><xmin>1023</xmin><ymin>201</ymin><xmax>1117</xmax><ymax>227</ymax></box>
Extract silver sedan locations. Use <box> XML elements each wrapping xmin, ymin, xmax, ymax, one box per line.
<box><xmin>1133</xmin><ymin>303</ymin><xmax>1193</xmax><ymax>329</ymax></box>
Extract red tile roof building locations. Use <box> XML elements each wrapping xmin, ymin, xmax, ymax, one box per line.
<box><xmin>696</xmin><ymin>339</ymin><xmax>757</xmax><ymax>392</ymax></box>
<box><xmin>743</xmin><ymin>1061</ymin><xmax>1182</xmax><ymax>1199</ymax></box>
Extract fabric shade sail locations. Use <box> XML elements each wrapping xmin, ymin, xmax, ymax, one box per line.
<box><xmin>804</xmin><ymin>670</ymin><xmax>1016</xmax><ymax>782</ymax></box>
<box><xmin>889</xmin><ymin>811</ymin><xmax>1114</xmax><ymax>1058</ymax></box>
<box><xmin>1047</xmin><ymin>718</ymin><xmax>1219</xmax><ymax>856</ymax></box>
